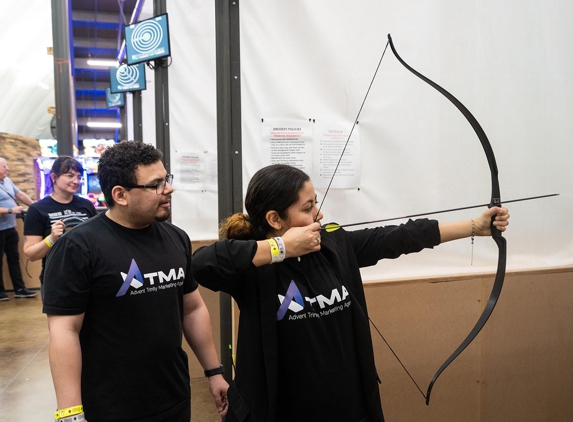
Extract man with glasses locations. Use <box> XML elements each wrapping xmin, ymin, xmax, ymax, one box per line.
<box><xmin>42</xmin><ymin>142</ymin><xmax>228</xmax><ymax>422</ymax></box>
<box><xmin>0</xmin><ymin>157</ymin><xmax>36</xmax><ymax>301</ymax></box>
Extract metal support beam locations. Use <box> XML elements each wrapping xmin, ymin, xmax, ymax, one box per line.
<box><xmin>51</xmin><ymin>0</ymin><xmax>77</xmax><ymax>156</ymax></box>
<box><xmin>215</xmin><ymin>0</ymin><xmax>243</xmax><ymax>385</ymax></box>
<box><xmin>132</xmin><ymin>91</ymin><xmax>143</xmax><ymax>142</ymax></box>
<box><xmin>154</xmin><ymin>0</ymin><xmax>170</xmax><ymax>172</ymax></box>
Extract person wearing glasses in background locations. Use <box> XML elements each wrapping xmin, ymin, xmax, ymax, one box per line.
<box><xmin>42</xmin><ymin>142</ymin><xmax>228</xmax><ymax>422</ymax></box>
<box><xmin>23</xmin><ymin>156</ymin><xmax>97</xmax><ymax>295</ymax></box>
<box><xmin>0</xmin><ymin>157</ymin><xmax>36</xmax><ymax>301</ymax></box>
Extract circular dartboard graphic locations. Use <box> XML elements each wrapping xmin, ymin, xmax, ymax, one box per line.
<box><xmin>116</xmin><ymin>64</ymin><xmax>140</xmax><ymax>86</ymax></box>
<box><xmin>131</xmin><ymin>20</ymin><xmax>164</xmax><ymax>54</ymax></box>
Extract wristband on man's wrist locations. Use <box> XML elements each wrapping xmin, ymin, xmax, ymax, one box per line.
<box><xmin>204</xmin><ymin>364</ymin><xmax>225</xmax><ymax>377</ymax></box>
<box><xmin>56</xmin><ymin>413</ymin><xmax>85</xmax><ymax>422</ymax></box>
<box><xmin>54</xmin><ymin>405</ymin><xmax>83</xmax><ymax>420</ymax></box>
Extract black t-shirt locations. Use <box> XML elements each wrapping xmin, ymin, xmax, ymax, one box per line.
<box><xmin>275</xmin><ymin>252</ymin><xmax>366</xmax><ymax>422</ymax></box>
<box><xmin>42</xmin><ymin>213</ymin><xmax>198</xmax><ymax>422</ymax></box>
<box><xmin>24</xmin><ymin>195</ymin><xmax>97</xmax><ymax>280</ymax></box>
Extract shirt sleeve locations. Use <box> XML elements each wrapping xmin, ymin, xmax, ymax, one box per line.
<box><xmin>8</xmin><ymin>179</ymin><xmax>20</xmax><ymax>195</ymax></box>
<box><xmin>347</xmin><ymin>218</ymin><xmax>441</xmax><ymax>267</ymax></box>
<box><xmin>180</xmin><ymin>230</ymin><xmax>198</xmax><ymax>295</ymax></box>
<box><xmin>192</xmin><ymin>239</ymin><xmax>258</xmax><ymax>297</ymax></box>
<box><xmin>23</xmin><ymin>205</ymin><xmax>46</xmax><ymax>236</ymax></box>
<box><xmin>42</xmin><ymin>234</ymin><xmax>92</xmax><ymax>315</ymax></box>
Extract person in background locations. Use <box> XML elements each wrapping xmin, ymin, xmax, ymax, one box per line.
<box><xmin>23</xmin><ymin>156</ymin><xmax>97</xmax><ymax>292</ymax></box>
<box><xmin>0</xmin><ymin>157</ymin><xmax>36</xmax><ymax>301</ymax></box>
<box><xmin>42</xmin><ymin>142</ymin><xmax>228</xmax><ymax>422</ymax></box>
<box><xmin>191</xmin><ymin>164</ymin><xmax>510</xmax><ymax>422</ymax></box>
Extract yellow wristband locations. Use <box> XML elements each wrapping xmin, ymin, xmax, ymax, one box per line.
<box><xmin>265</xmin><ymin>238</ymin><xmax>280</xmax><ymax>263</ymax></box>
<box><xmin>55</xmin><ymin>405</ymin><xmax>83</xmax><ymax>419</ymax></box>
<box><xmin>44</xmin><ymin>236</ymin><xmax>54</xmax><ymax>248</ymax></box>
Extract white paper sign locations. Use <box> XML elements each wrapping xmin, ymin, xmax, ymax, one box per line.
<box><xmin>261</xmin><ymin>119</ymin><xmax>314</xmax><ymax>174</ymax></box>
<box><xmin>174</xmin><ymin>151</ymin><xmax>217</xmax><ymax>192</ymax></box>
<box><xmin>312</xmin><ymin>121</ymin><xmax>360</xmax><ymax>189</ymax></box>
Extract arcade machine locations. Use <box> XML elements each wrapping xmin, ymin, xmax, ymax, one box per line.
<box><xmin>37</xmin><ymin>139</ymin><xmax>62</xmax><ymax>198</ymax></box>
<box><xmin>81</xmin><ymin>139</ymin><xmax>114</xmax><ymax>211</ymax></box>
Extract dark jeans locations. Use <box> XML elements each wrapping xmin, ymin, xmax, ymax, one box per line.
<box><xmin>0</xmin><ymin>228</ymin><xmax>26</xmax><ymax>292</ymax></box>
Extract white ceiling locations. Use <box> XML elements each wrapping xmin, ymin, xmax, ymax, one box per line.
<box><xmin>0</xmin><ymin>0</ymin><xmax>154</xmax><ymax>141</ymax></box>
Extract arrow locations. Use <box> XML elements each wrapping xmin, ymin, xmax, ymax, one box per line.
<box><xmin>322</xmin><ymin>193</ymin><xmax>559</xmax><ymax>233</ymax></box>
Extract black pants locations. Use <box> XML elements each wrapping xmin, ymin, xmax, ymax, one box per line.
<box><xmin>0</xmin><ymin>228</ymin><xmax>26</xmax><ymax>292</ymax></box>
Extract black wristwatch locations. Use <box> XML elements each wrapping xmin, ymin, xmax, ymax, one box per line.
<box><xmin>204</xmin><ymin>364</ymin><xmax>225</xmax><ymax>378</ymax></box>
<box><xmin>7</xmin><ymin>208</ymin><xmax>12</xmax><ymax>214</ymax></box>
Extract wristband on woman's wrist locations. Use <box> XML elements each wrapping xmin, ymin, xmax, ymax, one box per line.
<box><xmin>54</xmin><ymin>405</ymin><xmax>83</xmax><ymax>419</ymax></box>
<box><xmin>265</xmin><ymin>237</ymin><xmax>286</xmax><ymax>264</ymax></box>
<box><xmin>265</xmin><ymin>238</ymin><xmax>279</xmax><ymax>264</ymax></box>
<box><xmin>273</xmin><ymin>237</ymin><xmax>286</xmax><ymax>262</ymax></box>
<box><xmin>44</xmin><ymin>236</ymin><xmax>54</xmax><ymax>248</ymax></box>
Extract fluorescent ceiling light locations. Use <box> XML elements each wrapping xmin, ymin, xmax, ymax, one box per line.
<box><xmin>87</xmin><ymin>59</ymin><xmax>119</xmax><ymax>67</ymax></box>
<box><xmin>87</xmin><ymin>122</ymin><xmax>122</xmax><ymax>129</ymax></box>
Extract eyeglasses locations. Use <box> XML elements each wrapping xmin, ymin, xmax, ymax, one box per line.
<box><xmin>62</xmin><ymin>173</ymin><xmax>84</xmax><ymax>182</ymax></box>
<box><xmin>123</xmin><ymin>174</ymin><xmax>174</xmax><ymax>195</ymax></box>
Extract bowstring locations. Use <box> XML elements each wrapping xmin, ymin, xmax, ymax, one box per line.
<box><xmin>315</xmin><ymin>40</ymin><xmax>390</xmax><ymax>221</ymax></box>
<box><xmin>368</xmin><ymin>315</ymin><xmax>427</xmax><ymax>400</ymax></box>
<box><xmin>313</xmin><ymin>39</ymin><xmax>427</xmax><ymax>400</ymax></box>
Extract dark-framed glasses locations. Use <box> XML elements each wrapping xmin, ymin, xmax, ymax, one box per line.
<box><xmin>123</xmin><ymin>174</ymin><xmax>174</xmax><ymax>195</ymax></box>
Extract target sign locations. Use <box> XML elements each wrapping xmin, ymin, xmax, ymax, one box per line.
<box><xmin>125</xmin><ymin>14</ymin><xmax>171</xmax><ymax>65</ymax></box>
<box><xmin>116</xmin><ymin>64</ymin><xmax>140</xmax><ymax>86</ymax></box>
<box><xmin>106</xmin><ymin>88</ymin><xmax>124</xmax><ymax>108</ymax></box>
<box><xmin>109</xmin><ymin>63</ymin><xmax>146</xmax><ymax>94</ymax></box>
<box><xmin>131</xmin><ymin>20</ymin><xmax>163</xmax><ymax>53</ymax></box>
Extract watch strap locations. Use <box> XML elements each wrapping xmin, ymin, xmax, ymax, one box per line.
<box><xmin>204</xmin><ymin>364</ymin><xmax>224</xmax><ymax>377</ymax></box>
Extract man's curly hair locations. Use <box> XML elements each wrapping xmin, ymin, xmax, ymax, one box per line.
<box><xmin>98</xmin><ymin>141</ymin><xmax>163</xmax><ymax>207</ymax></box>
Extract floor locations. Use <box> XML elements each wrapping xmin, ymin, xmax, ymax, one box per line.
<box><xmin>0</xmin><ymin>290</ymin><xmax>222</xmax><ymax>421</ymax></box>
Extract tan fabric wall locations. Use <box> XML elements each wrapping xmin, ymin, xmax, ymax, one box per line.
<box><xmin>364</xmin><ymin>267</ymin><xmax>573</xmax><ymax>422</ymax></box>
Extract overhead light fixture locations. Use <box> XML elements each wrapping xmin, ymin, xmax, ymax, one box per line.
<box><xmin>87</xmin><ymin>59</ymin><xmax>120</xmax><ymax>67</ymax></box>
<box><xmin>87</xmin><ymin>122</ymin><xmax>122</xmax><ymax>129</ymax></box>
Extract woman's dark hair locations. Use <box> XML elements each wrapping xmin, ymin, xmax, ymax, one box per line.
<box><xmin>98</xmin><ymin>141</ymin><xmax>163</xmax><ymax>207</ymax></box>
<box><xmin>220</xmin><ymin>164</ymin><xmax>310</xmax><ymax>240</ymax></box>
<box><xmin>50</xmin><ymin>156</ymin><xmax>84</xmax><ymax>187</ymax></box>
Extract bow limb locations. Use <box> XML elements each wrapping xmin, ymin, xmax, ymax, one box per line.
<box><xmin>387</xmin><ymin>34</ymin><xmax>507</xmax><ymax>405</ymax></box>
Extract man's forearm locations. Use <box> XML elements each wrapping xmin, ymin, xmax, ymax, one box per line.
<box><xmin>183</xmin><ymin>305</ymin><xmax>221</xmax><ymax>370</ymax></box>
<box><xmin>48</xmin><ymin>315</ymin><xmax>84</xmax><ymax>409</ymax></box>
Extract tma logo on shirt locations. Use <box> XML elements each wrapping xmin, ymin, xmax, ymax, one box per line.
<box><xmin>116</xmin><ymin>258</ymin><xmax>185</xmax><ymax>297</ymax></box>
<box><xmin>277</xmin><ymin>280</ymin><xmax>349</xmax><ymax>321</ymax></box>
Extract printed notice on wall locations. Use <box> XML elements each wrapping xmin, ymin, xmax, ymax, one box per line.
<box><xmin>174</xmin><ymin>151</ymin><xmax>218</xmax><ymax>192</ymax></box>
<box><xmin>261</xmin><ymin>119</ymin><xmax>313</xmax><ymax>174</ymax></box>
<box><xmin>312</xmin><ymin>121</ymin><xmax>361</xmax><ymax>189</ymax></box>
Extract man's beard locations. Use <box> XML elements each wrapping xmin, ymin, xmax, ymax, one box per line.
<box><xmin>155</xmin><ymin>208</ymin><xmax>171</xmax><ymax>222</ymax></box>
